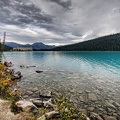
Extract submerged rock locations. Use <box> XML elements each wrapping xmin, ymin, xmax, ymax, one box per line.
<box><xmin>78</xmin><ymin>109</ymin><xmax>87</xmax><ymax>115</ymax></box>
<box><xmin>31</xmin><ymin>87</ymin><xmax>39</xmax><ymax>92</ymax></box>
<box><xmin>36</xmin><ymin>70</ymin><xmax>43</xmax><ymax>73</ymax></box>
<box><xmin>26</xmin><ymin>91</ymin><xmax>33</xmax><ymax>95</ymax></box>
<box><xmin>20</xmin><ymin>65</ymin><xmax>25</xmax><ymax>68</ymax></box>
<box><xmin>106</xmin><ymin>101</ymin><xmax>116</xmax><ymax>110</ymax></box>
<box><xmin>90</xmin><ymin>112</ymin><xmax>103</xmax><ymax>120</ymax></box>
<box><xmin>85</xmin><ymin>90</ymin><xmax>90</xmax><ymax>93</ymax></box>
<box><xmin>103</xmin><ymin>115</ymin><xmax>117</xmax><ymax>120</ymax></box>
<box><xmin>39</xmin><ymin>90</ymin><xmax>52</xmax><ymax>98</ymax></box>
<box><xmin>27</xmin><ymin>65</ymin><xmax>36</xmax><ymax>67</ymax></box>
<box><xmin>88</xmin><ymin>93</ymin><xmax>97</xmax><ymax>101</ymax></box>
<box><xmin>87</xmin><ymin>107</ymin><xmax>94</xmax><ymax>112</ymax></box>
<box><xmin>112</xmin><ymin>101</ymin><xmax>120</xmax><ymax>107</ymax></box>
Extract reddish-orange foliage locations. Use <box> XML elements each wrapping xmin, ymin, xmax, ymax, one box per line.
<box><xmin>0</xmin><ymin>63</ymin><xmax>18</xmax><ymax>97</ymax></box>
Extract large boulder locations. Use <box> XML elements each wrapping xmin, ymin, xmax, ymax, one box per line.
<box><xmin>30</xmin><ymin>98</ymin><xmax>56</xmax><ymax>109</ymax></box>
<box><xmin>4</xmin><ymin>61</ymin><xmax>13</xmax><ymax>67</ymax></box>
<box><xmin>12</xmin><ymin>71</ymin><xmax>22</xmax><ymax>80</ymax></box>
<box><xmin>30</xmin><ymin>99</ymin><xmax>43</xmax><ymax>107</ymax></box>
<box><xmin>5</xmin><ymin>68</ymin><xmax>14</xmax><ymax>74</ymax></box>
<box><xmin>16</xmin><ymin>100</ymin><xmax>38</xmax><ymax>113</ymax></box>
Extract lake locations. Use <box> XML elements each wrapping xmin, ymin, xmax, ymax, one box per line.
<box><xmin>2</xmin><ymin>51</ymin><xmax>120</xmax><ymax>81</ymax></box>
<box><xmin>1</xmin><ymin>51</ymin><xmax>120</xmax><ymax>117</ymax></box>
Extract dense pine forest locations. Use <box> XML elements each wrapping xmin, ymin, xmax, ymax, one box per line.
<box><xmin>0</xmin><ymin>44</ymin><xmax>12</xmax><ymax>51</ymax></box>
<box><xmin>53</xmin><ymin>33</ymin><xmax>120</xmax><ymax>51</ymax></box>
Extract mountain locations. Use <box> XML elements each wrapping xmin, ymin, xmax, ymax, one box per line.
<box><xmin>5</xmin><ymin>42</ymin><xmax>56</xmax><ymax>50</ymax></box>
<box><xmin>5</xmin><ymin>42</ymin><xmax>23</xmax><ymax>48</ymax></box>
<box><xmin>53</xmin><ymin>33</ymin><xmax>120</xmax><ymax>51</ymax></box>
<box><xmin>32</xmin><ymin>42</ymin><xmax>55</xmax><ymax>50</ymax></box>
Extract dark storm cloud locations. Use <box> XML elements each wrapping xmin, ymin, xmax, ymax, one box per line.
<box><xmin>48</xmin><ymin>0</ymin><xmax>72</xmax><ymax>9</ymax></box>
<box><xmin>113</xmin><ymin>8</ymin><xmax>120</xmax><ymax>14</ymax></box>
<box><xmin>15</xmin><ymin>1</ymin><xmax>53</xmax><ymax>24</ymax></box>
<box><xmin>0</xmin><ymin>0</ymin><xmax>54</xmax><ymax>27</ymax></box>
<box><xmin>0</xmin><ymin>0</ymin><xmax>10</xmax><ymax>6</ymax></box>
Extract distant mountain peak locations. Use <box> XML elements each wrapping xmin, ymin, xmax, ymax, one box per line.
<box><xmin>32</xmin><ymin>42</ymin><xmax>44</xmax><ymax>44</ymax></box>
<box><xmin>5</xmin><ymin>42</ymin><xmax>56</xmax><ymax>50</ymax></box>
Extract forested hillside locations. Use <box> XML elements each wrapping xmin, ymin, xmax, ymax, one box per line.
<box><xmin>53</xmin><ymin>33</ymin><xmax>120</xmax><ymax>51</ymax></box>
<box><xmin>0</xmin><ymin>44</ymin><xmax>12</xmax><ymax>51</ymax></box>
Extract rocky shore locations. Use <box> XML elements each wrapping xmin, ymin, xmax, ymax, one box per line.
<box><xmin>0</xmin><ymin>62</ymin><xmax>90</xmax><ymax>120</ymax></box>
<box><xmin>21</xmin><ymin>86</ymin><xmax>120</xmax><ymax>120</ymax></box>
<box><xmin>0</xmin><ymin>61</ymin><xmax>120</xmax><ymax>120</ymax></box>
<box><xmin>18</xmin><ymin>65</ymin><xmax>120</xmax><ymax>120</ymax></box>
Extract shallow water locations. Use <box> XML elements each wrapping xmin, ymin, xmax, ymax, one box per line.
<box><xmin>2</xmin><ymin>51</ymin><xmax>120</xmax><ymax>81</ymax></box>
<box><xmin>2</xmin><ymin>51</ymin><xmax>120</xmax><ymax>117</ymax></box>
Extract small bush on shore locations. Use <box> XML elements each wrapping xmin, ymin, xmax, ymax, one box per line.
<box><xmin>54</xmin><ymin>96</ymin><xmax>88</xmax><ymax>120</ymax></box>
<box><xmin>0</xmin><ymin>63</ymin><xmax>11</xmax><ymax>98</ymax></box>
<box><xmin>0</xmin><ymin>63</ymin><xmax>20</xmax><ymax>112</ymax></box>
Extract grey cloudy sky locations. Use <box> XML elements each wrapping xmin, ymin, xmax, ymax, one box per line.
<box><xmin>0</xmin><ymin>0</ymin><xmax>120</xmax><ymax>46</ymax></box>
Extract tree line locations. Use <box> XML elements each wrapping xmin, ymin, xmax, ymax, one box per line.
<box><xmin>53</xmin><ymin>33</ymin><xmax>120</xmax><ymax>51</ymax></box>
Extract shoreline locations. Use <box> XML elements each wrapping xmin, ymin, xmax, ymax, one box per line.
<box><xmin>0</xmin><ymin>62</ymin><xmax>90</xmax><ymax>120</ymax></box>
<box><xmin>18</xmin><ymin>65</ymin><xmax>120</xmax><ymax>119</ymax></box>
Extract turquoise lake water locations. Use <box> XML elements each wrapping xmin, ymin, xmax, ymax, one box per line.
<box><xmin>2</xmin><ymin>51</ymin><xmax>120</xmax><ymax>81</ymax></box>
<box><xmin>1</xmin><ymin>51</ymin><xmax>120</xmax><ymax>117</ymax></box>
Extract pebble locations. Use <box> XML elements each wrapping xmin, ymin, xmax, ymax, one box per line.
<box><xmin>85</xmin><ymin>90</ymin><xmax>90</xmax><ymax>93</ymax></box>
<box><xmin>79</xmin><ymin>96</ymin><xmax>84</xmax><ymax>102</ymax></box>
<box><xmin>37</xmin><ymin>115</ymin><xmax>46</xmax><ymax>120</ymax></box>
<box><xmin>88</xmin><ymin>93</ymin><xmax>97</xmax><ymax>101</ymax></box>
<box><xmin>27</xmin><ymin>91</ymin><xmax>33</xmax><ymax>95</ymax></box>
<box><xmin>87</xmin><ymin>107</ymin><xmax>94</xmax><ymax>112</ymax></box>
<box><xmin>103</xmin><ymin>115</ymin><xmax>117</xmax><ymax>120</ymax></box>
<box><xmin>113</xmin><ymin>101</ymin><xmax>120</xmax><ymax>107</ymax></box>
<box><xmin>78</xmin><ymin>109</ymin><xmax>87</xmax><ymax>115</ymax></box>
<box><xmin>78</xmin><ymin>91</ymin><xmax>83</xmax><ymax>94</ymax></box>
<box><xmin>23</xmin><ymin>95</ymin><xmax>29</xmax><ymax>99</ymax></box>
<box><xmin>31</xmin><ymin>87</ymin><xmax>39</xmax><ymax>92</ymax></box>
<box><xmin>106</xmin><ymin>101</ymin><xmax>116</xmax><ymax>110</ymax></box>
<box><xmin>99</xmin><ymin>108</ymin><xmax>104</xmax><ymax>112</ymax></box>
<box><xmin>39</xmin><ymin>90</ymin><xmax>52</xmax><ymax>98</ymax></box>
<box><xmin>90</xmin><ymin>112</ymin><xmax>103</xmax><ymax>120</ymax></box>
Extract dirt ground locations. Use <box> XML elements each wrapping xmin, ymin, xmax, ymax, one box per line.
<box><xmin>0</xmin><ymin>99</ymin><xmax>33</xmax><ymax>120</ymax></box>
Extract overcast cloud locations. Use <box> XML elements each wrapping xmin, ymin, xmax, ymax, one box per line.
<box><xmin>0</xmin><ymin>0</ymin><xmax>120</xmax><ymax>45</ymax></box>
